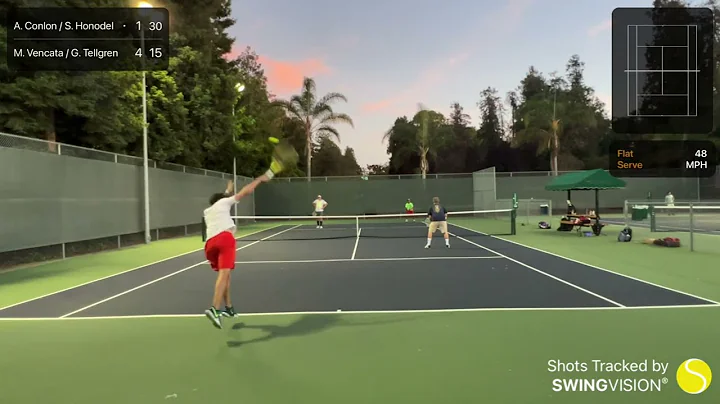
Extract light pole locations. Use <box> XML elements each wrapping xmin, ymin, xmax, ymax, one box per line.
<box><xmin>138</xmin><ymin>1</ymin><xmax>152</xmax><ymax>243</ymax></box>
<box><xmin>232</xmin><ymin>83</ymin><xmax>244</xmax><ymax>219</ymax></box>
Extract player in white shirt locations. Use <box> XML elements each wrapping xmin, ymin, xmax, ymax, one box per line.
<box><xmin>665</xmin><ymin>191</ymin><xmax>675</xmax><ymax>216</ymax></box>
<box><xmin>203</xmin><ymin>175</ymin><xmax>269</xmax><ymax>329</ymax></box>
<box><xmin>312</xmin><ymin>195</ymin><xmax>328</xmax><ymax>228</ymax></box>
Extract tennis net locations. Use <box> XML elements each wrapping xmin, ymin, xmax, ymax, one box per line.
<box><xmin>231</xmin><ymin>209</ymin><xmax>515</xmax><ymax>241</ymax></box>
<box><xmin>651</xmin><ymin>205</ymin><xmax>720</xmax><ymax>234</ymax></box>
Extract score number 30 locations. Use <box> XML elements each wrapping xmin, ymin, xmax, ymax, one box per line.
<box><xmin>135</xmin><ymin>48</ymin><xmax>163</xmax><ymax>58</ymax></box>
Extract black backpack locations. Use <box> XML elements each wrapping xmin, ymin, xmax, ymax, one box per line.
<box><xmin>618</xmin><ymin>227</ymin><xmax>632</xmax><ymax>242</ymax></box>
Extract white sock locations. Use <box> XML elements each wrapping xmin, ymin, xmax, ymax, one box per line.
<box><xmin>426</xmin><ymin>238</ymin><xmax>431</xmax><ymax>245</ymax></box>
<box><xmin>445</xmin><ymin>238</ymin><xmax>449</xmax><ymax>246</ymax></box>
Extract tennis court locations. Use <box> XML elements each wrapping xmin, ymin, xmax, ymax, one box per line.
<box><xmin>2</xmin><ymin>211</ymin><xmax>719</xmax><ymax>404</ymax></box>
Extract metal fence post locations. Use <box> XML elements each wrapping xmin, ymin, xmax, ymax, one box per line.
<box><xmin>689</xmin><ymin>203</ymin><xmax>694</xmax><ymax>252</ymax></box>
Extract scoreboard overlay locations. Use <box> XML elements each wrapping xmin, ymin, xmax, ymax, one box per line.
<box><xmin>6</xmin><ymin>7</ymin><xmax>169</xmax><ymax>71</ymax></box>
<box><xmin>609</xmin><ymin>140</ymin><xmax>717</xmax><ymax>178</ymax></box>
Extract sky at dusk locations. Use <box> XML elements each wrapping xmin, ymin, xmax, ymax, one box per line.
<box><xmin>225</xmin><ymin>0</ymin><xmax>656</xmax><ymax>167</ymax></box>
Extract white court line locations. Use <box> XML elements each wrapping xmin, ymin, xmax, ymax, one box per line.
<box><xmin>57</xmin><ymin>225</ymin><xmax>301</xmax><ymax>318</ymax></box>
<box><xmin>449</xmin><ymin>231</ymin><xmax>624</xmax><ymax>307</ymax></box>
<box><xmin>351</xmin><ymin>229</ymin><xmax>361</xmax><ymax>260</ymax></box>
<box><xmin>0</xmin><ymin>225</ymin><xmax>283</xmax><ymax>313</ymax></box>
<box><xmin>235</xmin><ymin>256</ymin><xmax>503</xmax><ymax>264</ymax></box>
<box><xmin>451</xmin><ymin>223</ymin><xmax>720</xmax><ymax>305</ymax></box>
<box><xmin>2</xmin><ymin>303</ymin><xmax>719</xmax><ymax>321</ymax></box>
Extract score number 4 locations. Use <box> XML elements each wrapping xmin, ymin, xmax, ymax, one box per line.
<box><xmin>136</xmin><ymin>48</ymin><xmax>163</xmax><ymax>58</ymax></box>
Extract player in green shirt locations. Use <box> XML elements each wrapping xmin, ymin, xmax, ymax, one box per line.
<box><xmin>405</xmin><ymin>199</ymin><xmax>415</xmax><ymax>222</ymax></box>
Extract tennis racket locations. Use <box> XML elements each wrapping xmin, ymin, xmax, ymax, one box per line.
<box><xmin>265</xmin><ymin>141</ymin><xmax>299</xmax><ymax>179</ymax></box>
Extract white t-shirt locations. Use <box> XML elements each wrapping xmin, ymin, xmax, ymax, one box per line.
<box><xmin>313</xmin><ymin>199</ymin><xmax>326</xmax><ymax>212</ymax></box>
<box><xmin>203</xmin><ymin>197</ymin><xmax>236</xmax><ymax>240</ymax></box>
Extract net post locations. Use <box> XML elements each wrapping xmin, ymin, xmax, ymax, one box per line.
<box><xmin>511</xmin><ymin>192</ymin><xmax>518</xmax><ymax>235</ymax></box>
<box><xmin>689</xmin><ymin>203</ymin><xmax>694</xmax><ymax>252</ymax></box>
<box><xmin>61</xmin><ymin>242</ymin><xmax>66</xmax><ymax>259</ymax></box>
<box><xmin>511</xmin><ymin>208</ymin><xmax>517</xmax><ymax>235</ymax></box>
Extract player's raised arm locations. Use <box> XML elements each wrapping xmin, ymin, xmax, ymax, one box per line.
<box><xmin>232</xmin><ymin>174</ymin><xmax>270</xmax><ymax>201</ymax></box>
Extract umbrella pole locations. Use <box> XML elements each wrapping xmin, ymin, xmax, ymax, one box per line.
<box><xmin>594</xmin><ymin>189</ymin><xmax>601</xmax><ymax>235</ymax></box>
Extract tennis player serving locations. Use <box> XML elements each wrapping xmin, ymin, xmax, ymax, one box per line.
<box><xmin>203</xmin><ymin>177</ymin><xmax>268</xmax><ymax>328</ymax></box>
<box><xmin>425</xmin><ymin>196</ymin><xmax>450</xmax><ymax>248</ymax></box>
<box><xmin>313</xmin><ymin>195</ymin><xmax>328</xmax><ymax>228</ymax></box>
<box><xmin>202</xmin><ymin>139</ymin><xmax>297</xmax><ymax>329</ymax></box>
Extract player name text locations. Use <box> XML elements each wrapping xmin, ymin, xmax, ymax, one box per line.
<box><xmin>615</xmin><ymin>149</ymin><xmax>642</xmax><ymax>169</ymax></box>
<box><xmin>13</xmin><ymin>48</ymin><xmax>119</xmax><ymax>59</ymax></box>
<box><xmin>14</xmin><ymin>21</ymin><xmax>116</xmax><ymax>31</ymax></box>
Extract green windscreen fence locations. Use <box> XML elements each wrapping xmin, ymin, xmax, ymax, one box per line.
<box><xmin>0</xmin><ymin>132</ymin><xmax>254</xmax><ymax>266</ymax></box>
<box><xmin>255</xmin><ymin>175</ymin><xmax>475</xmax><ymax>216</ymax></box>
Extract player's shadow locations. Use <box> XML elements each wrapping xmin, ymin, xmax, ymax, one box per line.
<box><xmin>226</xmin><ymin>313</ymin><xmax>412</xmax><ymax>348</ymax></box>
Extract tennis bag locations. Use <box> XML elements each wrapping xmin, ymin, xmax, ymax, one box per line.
<box><xmin>538</xmin><ymin>221</ymin><xmax>551</xmax><ymax>229</ymax></box>
<box><xmin>617</xmin><ymin>227</ymin><xmax>632</xmax><ymax>242</ymax></box>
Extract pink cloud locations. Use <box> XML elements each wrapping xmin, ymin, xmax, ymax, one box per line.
<box><xmin>223</xmin><ymin>46</ymin><xmax>332</xmax><ymax>96</ymax></box>
<box><xmin>259</xmin><ymin>56</ymin><xmax>332</xmax><ymax>95</ymax></box>
<box><xmin>588</xmin><ymin>19</ymin><xmax>611</xmax><ymax>37</ymax></box>
<box><xmin>360</xmin><ymin>52</ymin><xmax>469</xmax><ymax>114</ymax></box>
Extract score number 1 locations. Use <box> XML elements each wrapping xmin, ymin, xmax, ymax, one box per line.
<box><xmin>136</xmin><ymin>21</ymin><xmax>163</xmax><ymax>31</ymax></box>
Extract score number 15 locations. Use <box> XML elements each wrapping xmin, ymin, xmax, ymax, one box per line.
<box><xmin>136</xmin><ymin>48</ymin><xmax>163</xmax><ymax>58</ymax></box>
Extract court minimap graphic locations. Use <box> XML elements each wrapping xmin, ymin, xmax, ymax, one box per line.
<box><xmin>612</xmin><ymin>8</ymin><xmax>713</xmax><ymax>135</ymax></box>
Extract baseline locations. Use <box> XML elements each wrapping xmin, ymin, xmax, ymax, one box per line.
<box><xmin>2</xmin><ymin>304</ymin><xmax>718</xmax><ymax>321</ymax></box>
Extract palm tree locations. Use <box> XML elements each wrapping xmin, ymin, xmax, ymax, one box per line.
<box><xmin>273</xmin><ymin>77</ymin><xmax>353</xmax><ymax>180</ymax></box>
<box><xmin>514</xmin><ymin>91</ymin><xmax>595</xmax><ymax>175</ymax></box>
<box><xmin>382</xmin><ymin>104</ymin><xmax>445</xmax><ymax>178</ymax></box>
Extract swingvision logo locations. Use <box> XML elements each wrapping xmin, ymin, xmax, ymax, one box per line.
<box><xmin>548</xmin><ymin>358</ymin><xmax>712</xmax><ymax>393</ymax></box>
<box><xmin>676</xmin><ymin>358</ymin><xmax>712</xmax><ymax>395</ymax></box>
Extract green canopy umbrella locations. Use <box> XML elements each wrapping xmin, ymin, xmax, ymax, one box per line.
<box><xmin>544</xmin><ymin>169</ymin><xmax>626</xmax><ymax>235</ymax></box>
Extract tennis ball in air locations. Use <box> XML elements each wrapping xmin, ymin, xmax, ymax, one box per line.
<box><xmin>268</xmin><ymin>137</ymin><xmax>280</xmax><ymax>144</ymax></box>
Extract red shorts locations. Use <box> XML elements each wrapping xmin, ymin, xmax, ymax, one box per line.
<box><xmin>406</xmin><ymin>209</ymin><xmax>414</xmax><ymax>214</ymax></box>
<box><xmin>204</xmin><ymin>231</ymin><xmax>236</xmax><ymax>271</ymax></box>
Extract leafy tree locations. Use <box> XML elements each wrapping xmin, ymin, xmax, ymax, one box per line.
<box><xmin>341</xmin><ymin>147</ymin><xmax>362</xmax><ymax>175</ymax></box>
<box><xmin>365</xmin><ymin>164</ymin><xmax>389</xmax><ymax>175</ymax></box>
<box><xmin>476</xmin><ymin>87</ymin><xmax>510</xmax><ymax>171</ymax></box>
<box><xmin>309</xmin><ymin>137</ymin><xmax>362</xmax><ymax>177</ymax></box>
<box><xmin>274</xmin><ymin>77</ymin><xmax>354</xmax><ymax>179</ymax></box>
<box><xmin>434</xmin><ymin>103</ymin><xmax>474</xmax><ymax>173</ymax></box>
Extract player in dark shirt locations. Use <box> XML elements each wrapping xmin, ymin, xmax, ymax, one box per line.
<box><xmin>425</xmin><ymin>196</ymin><xmax>450</xmax><ymax>248</ymax></box>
